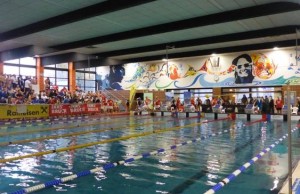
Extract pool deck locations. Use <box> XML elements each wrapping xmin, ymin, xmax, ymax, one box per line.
<box><xmin>279</xmin><ymin>161</ymin><xmax>300</xmax><ymax>194</ymax></box>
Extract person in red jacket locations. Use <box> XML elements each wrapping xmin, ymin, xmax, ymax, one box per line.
<box><xmin>154</xmin><ymin>96</ymin><xmax>161</xmax><ymax>110</ymax></box>
<box><xmin>275</xmin><ymin>96</ymin><xmax>283</xmax><ymax>114</ymax></box>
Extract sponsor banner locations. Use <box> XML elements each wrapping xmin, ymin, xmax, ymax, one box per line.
<box><xmin>49</xmin><ymin>104</ymin><xmax>69</xmax><ymax>117</ymax></box>
<box><xmin>0</xmin><ymin>104</ymin><xmax>49</xmax><ymax>119</ymax></box>
<box><xmin>86</xmin><ymin>103</ymin><xmax>101</xmax><ymax>114</ymax></box>
<box><xmin>69</xmin><ymin>104</ymin><xmax>86</xmax><ymax>115</ymax></box>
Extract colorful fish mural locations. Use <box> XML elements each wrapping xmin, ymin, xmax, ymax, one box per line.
<box><xmin>252</xmin><ymin>53</ymin><xmax>277</xmax><ymax>79</ymax></box>
<box><xmin>97</xmin><ymin>49</ymin><xmax>297</xmax><ymax>90</ymax></box>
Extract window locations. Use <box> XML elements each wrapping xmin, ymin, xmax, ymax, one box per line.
<box><xmin>4</xmin><ymin>59</ymin><xmax>19</xmax><ymax>64</ymax></box>
<box><xmin>222</xmin><ymin>86</ymin><xmax>282</xmax><ymax>104</ymax></box>
<box><xmin>56</xmin><ymin>63</ymin><xmax>68</xmax><ymax>69</ymax></box>
<box><xmin>76</xmin><ymin>68</ymin><xmax>96</xmax><ymax>92</ymax></box>
<box><xmin>4</xmin><ymin>66</ymin><xmax>19</xmax><ymax>75</ymax></box>
<box><xmin>3</xmin><ymin>57</ymin><xmax>36</xmax><ymax>77</ymax></box>
<box><xmin>44</xmin><ymin>69</ymin><xmax>56</xmax><ymax>77</ymax></box>
<box><xmin>20</xmin><ymin>67</ymin><xmax>36</xmax><ymax>76</ymax></box>
<box><xmin>56</xmin><ymin>70</ymin><xmax>68</xmax><ymax>78</ymax></box>
<box><xmin>44</xmin><ymin>63</ymin><xmax>69</xmax><ymax>90</ymax></box>
<box><xmin>20</xmin><ymin>57</ymin><xmax>36</xmax><ymax>66</ymax></box>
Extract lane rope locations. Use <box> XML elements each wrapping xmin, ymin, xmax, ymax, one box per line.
<box><xmin>204</xmin><ymin>127</ymin><xmax>299</xmax><ymax>194</ymax></box>
<box><xmin>9</xmin><ymin>119</ymin><xmax>239</xmax><ymax>194</ymax></box>
<box><xmin>0</xmin><ymin>113</ymin><xmax>204</xmax><ymax>142</ymax></box>
<box><xmin>0</xmin><ymin>114</ymin><xmax>156</xmax><ymax>137</ymax></box>
<box><xmin>0</xmin><ymin>112</ymin><xmax>131</xmax><ymax>126</ymax></box>
<box><xmin>0</xmin><ymin>121</ymin><xmax>165</xmax><ymax>146</ymax></box>
<box><xmin>0</xmin><ymin>118</ymin><xmax>229</xmax><ymax>163</ymax></box>
<box><xmin>0</xmin><ymin>115</ymin><xmax>89</xmax><ymax>126</ymax></box>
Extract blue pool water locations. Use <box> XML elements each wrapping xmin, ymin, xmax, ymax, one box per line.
<box><xmin>1</xmin><ymin>115</ymin><xmax>300</xmax><ymax>194</ymax></box>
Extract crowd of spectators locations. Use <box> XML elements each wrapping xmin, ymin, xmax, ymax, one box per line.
<box><xmin>0</xmin><ymin>74</ymin><xmax>120</xmax><ymax>112</ymax></box>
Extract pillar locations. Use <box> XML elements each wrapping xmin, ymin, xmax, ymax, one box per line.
<box><xmin>69</xmin><ymin>62</ymin><xmax>76</xmax><ymax>92</ymax></box>
<box><xmin>36</xmin><ymin>57</ymin><xmax>44</xmax><ymax>92</ymax></box>
<box><xmin>0</xmin><ymin>61</ymin><xmax>3</xmax><ymax>74</ymax></box>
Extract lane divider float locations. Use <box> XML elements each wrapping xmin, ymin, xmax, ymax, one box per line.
<box><xmin>0</xmin><ymin>121</ymin><xmax>165</xmax><ymax>146</ymax></box>
<box><xmin>0</xmin><ymin>118</ymin><xmax>229</xmax><ymax>163</ymax></box>
<box><xmin>204</xmin><ymin>127</ymin><xmax>298</xmax><ymax>194</ymax></box>
<box><xmin>0</xmin><ymin>114</ymin><xmax>157</xmax><ymax>137</ymax></box>
<box><xmin>9</xmin><ymin>119</ymin><xmax>237</xmax><ymax>194</ymax></box>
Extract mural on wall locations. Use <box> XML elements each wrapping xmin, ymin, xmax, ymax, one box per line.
<box><xmin>96</xmin><ymin>65</ymin><xmax>125</xmax><ymax>90</ymax></box>
<box><xmin>96</xmin><ymin>49</ymin><xmax>299</xmax><ymax>90</ymax></box>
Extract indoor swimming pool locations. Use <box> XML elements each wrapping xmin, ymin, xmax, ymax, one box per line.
<box><xmin>1</xmin><ymin>114</ymin><xmax>300</xmax><ymax>194</ymax></box>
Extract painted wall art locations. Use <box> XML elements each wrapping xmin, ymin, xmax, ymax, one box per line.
<box><xmin>96</xmin><ymin>49</ymin><xmax>300</xmax><ymax>90</ymax></box>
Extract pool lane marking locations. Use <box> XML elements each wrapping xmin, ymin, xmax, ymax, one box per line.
<box><xmin>168</xmin><ymin>131</ymin><xmax>263</xmax><ymax>194</ymax></box>
<box><xmin>0</xmin><ymin>112</ymin><xmax>131</xmax><ymax>127</ymax></box>
<box><xmin>204</xmin><ymin>127</ymin><xmax>299</xmax><ymax>194</ymax></box>
<box><xmin>0</xmin><ymin>118</ymin><xmax>229</xmax><ymax>164</ymax></box>
<box><xmin>0</xmin><ymin>121</ymin><xmax>165</xmax><ymax>146</ymax></box>
<box><xmin>0</xmin><ymin>115</ymin><xmax>98</xmax><ymax>129</ymax></box>
<box><xmin>0</xmin><ymin>116</ymin><xmax>89</xmax><ymax>126</ymax></box>
<box><xmin>9</xmin><ymin>118</ymin><xmax>237</xmax><ymax>194</ymax></box>
<box><xmin>0</xmin><ymin>112</ymin><xmax>201</xmax><ymax>139</ymax></box>
<box><xmin>0</xmin><ymin>115</ymin><xmax>157</xmax><ymax>137</ymax></box>
<box><xmin>1</xmin><ymin>114</ymin><xmax>202</xmax><ymax>146</ymax></box>
<box><xmin>0</xmin><ymin>112</ymin><xmax>143</xmax><ymax>131</ymax></box>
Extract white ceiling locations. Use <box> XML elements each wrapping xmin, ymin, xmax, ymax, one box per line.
<box><xmin>0</xmin><ymin>0</ymin><xmax>299</xmax><ymax>64</ymax></box>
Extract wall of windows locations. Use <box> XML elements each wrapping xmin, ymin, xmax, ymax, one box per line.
<box><xmin>222</xmin><ymin>87</ymin><xmax>282</xmax><ymax>104</ymax></box>
<box><xmin>166</xmin><ymin>88</ymin><xmax>213</xmax><ymax>103</ymax></box>
<box><xmin>3</xmin><ymin>57</ymin><xmax>36</xmax><ymax>77</ymax></box>
<box><xmin>76</xmin><ymin>67</ymin><xmax>96</xmax><ymax>92</ymax></box>
<box><xmin>44</xmin><ymin>63</ymin><xmax>68</xmax><ymax>90</ymax></box>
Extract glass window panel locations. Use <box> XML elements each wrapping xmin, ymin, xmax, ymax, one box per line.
<box><xmin>49</xmin><ymin>78</ymin><xmax>55</xmax><ymax>86</ymax></box>
<box><xmin>85</xmin><ymin>80</ymin><xmax>95</xmax><ymax>88</ymax></box>
<box><xmin>85</xmin><ymin>87</ymin><xmax>95</xmax><ymax>92</ymax></box>
<box><xmin>56</xmin><ymin>70</ymin><xmax>68</xmax><ymax>78</ymax></box>
<box><xmin>4</xmin><ymin>59</ymin><xmax>19</xmax><ymax>64</ymax></box>
<box><xmin>77</xmin><ymin>68</ymin><xmax>85</xmax><ymax>71</ymax></box>
<box><xmin>56</xmin><ymin>63</ymin><xmax>68</xmax><ymax>69</ymax></box>
<box><xmin>200</xmin><ymin>89</ymin><xmax>213</xmax><ymax>93</ymax></box>
<box><xmin>76</xmin><ymin>72</ymin><xmax>84</xmax><ymax>79</ymax></box>
<box><xmin>76</xmin><ymin>80</ymin><xmax>84</xmax><ymax>88</ymax></box>
<box><xmin>4</xmin><ymin>65</ymin><xmax>19</xmax><ymax>75</ymax></box>
<box><xmin>45</xmin><ymin>64</ymin><xmax>56</xmax><ymax>68</ymax></box>
<box><xmin>20</xmin><ymin>57</ymin><xmax>36</xmax><ymax>66</ymax></box>
<box><xmin>236</xmin><ymin>88</ymin><xmax>250</xmax><ymax>92</ymax></box>
<box><xmin>85</xmin><ymin>73</ymin><xmax>95</xmax><ymax>80</ymax></box>
<box><xmin>86</xmin><ymin>67</ymin><xmax>95</xmax><ymax>72</ymax></box>
<box><xmin>44</xmin><ymin>69</ymin><xmax>56</xmax><ymax>77</ymax></box>
<box><xmin>20</xmin><ymin>67</ymin><xmax>36</xmax><ymax>77</ymax></box>
<box><xmin>56</xmin><ymin>78</ymin><xmax>68</xmax><ymax>86</ymax></box>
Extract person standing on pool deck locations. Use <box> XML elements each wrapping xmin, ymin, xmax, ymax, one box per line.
<box><xmin>275</xmin><ymin>96</ymin><xmax>283</xmax><ymax>114</ymax></box>
<box><xmin>269</xmin><ymin>96</ymin><xmax>274</xmax><ymax>114</ymax></box>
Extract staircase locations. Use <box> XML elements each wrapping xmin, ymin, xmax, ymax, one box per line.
<box><xmin>101</xmin><ymin>89</ymin><xmax>130</xmax><ymax>111</ymax></box>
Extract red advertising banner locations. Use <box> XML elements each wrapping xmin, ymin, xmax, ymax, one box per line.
<box><xmin>49</xmin><ymin>104</ymin><xmax>69</xmax><ymax>116</ymax></box>
<box><xmin>86</xmin><ymin>103</ymin><xmax>101</xmax><ymax>114</ymax></box>
<box><xmin>69</xmin><ymin>104</ymin><xmax>86</xmax><ymax>115</ymax></box>
<box><xmin>49</xmin><ymin>104</ymin><xmax>100</xmax><ymax>117</ymax></box>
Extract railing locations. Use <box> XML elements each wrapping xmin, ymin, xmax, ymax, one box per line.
<box><xmin>101</xmin><ymin>89</ymin><xmax>126</xmax><ymax>111</ymax></box>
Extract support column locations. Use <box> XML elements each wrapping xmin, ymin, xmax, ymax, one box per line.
<box><xmin>69</xmin><ymin>62</ymin><xmax>76</xmax><ymax>92</ymax></box>
<box><xmin>0</xmin><ymin>61</ymin><xmax>4</xmax><ymax>74</ymax></box>
<box><xmin>36</xmin><ymin>57</ymin><xmax>44</xmax><ymax>92</ymax></box>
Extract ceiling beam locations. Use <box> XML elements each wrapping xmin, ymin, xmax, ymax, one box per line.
<box><xmin>0</xmin><ymin>0</ymin><xmax>156</xmax><ymax>42</ymax></box>
<box><xmin>74</xmin><ymin>58</ymin><xmax>124</xmax><ymax>69</ymax></box>
<box><xmin>41</xmin><ymin>52</ymin><xmax>98</xmax><ymax>66</ymax></box>
<box><xmin>123</xmin><ymin>39</ymin><xmax>299</xmax><ymax>63</ymax></box>
<box><xmin>0</xmin><ymin>46</ymin><xmax>56</xmax><ymax>61</ymax></box>
<box><xmin>98</xmin><ymin>25</ymin><xmax>300</xmax><ymax>57</ymax></box>
<box><xmin>52</xmin><ymin>2</ymin><xmax>300</xmax><ymax>50</ymax></box>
